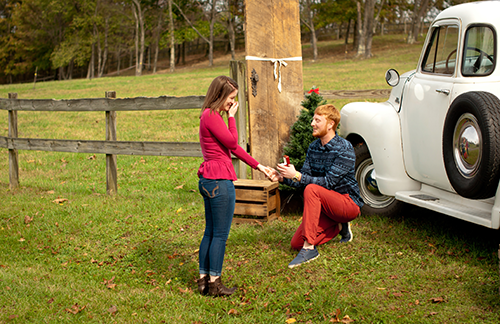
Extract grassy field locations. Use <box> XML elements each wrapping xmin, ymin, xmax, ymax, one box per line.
<box><xmin>0</xmin><ymin>35</ymin><xmax>499</xmax><ymax>323</ymax></box>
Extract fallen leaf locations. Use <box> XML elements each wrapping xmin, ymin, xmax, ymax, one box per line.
<box><xmin>108</xmin><ymin>305</ymin><xmax>117</xmax><ymax>315</ymax></box>
<box><xmin>24</xmin><ymin>215</ymin><xmax>33</xmax><ymax>224</ymax></box>
<box><xmin>286</xmin><ymin>319</ymin><xmax>296</xmax><ymax>324</ymax></box>
<box><xmin>19</xmin><ymin>238</ymin><xmax>25</xmax><ymax>242</ymax></box>
<box><xmin>228</xmin><ymin>309</ymin><xmax>238</xmax><ymax>315</ymax></box>
<box><xmin>341</xmin><ymin>315</ymin><xmax>354</xmax><ymax>323</ymax></box>
<box><xmin>429</xmin><ymin>297</ymin><xmax>445</xmax><ymax>303</ymax></box>
<box><xmin>87</xmin><ymin>154</ymin><xmax>96</xmax><ymax>160</ymax></box>
<box><xmin>176</xmin><ymin>207</ymin><xmax>182</xmax><ymax>214</ymax></box>
<box><xmin>178</xmin><ymin>287</ymin><xmax>190</xmax><ymax>293</ymax></box>
<box><xmin>174</xmin><ymin>184</ymin><xmax>184</xmax><ymax>190</ymax></box>
<box><xmin>52</xmin><ymin>198</ymin><xmax>68</xmax><ymax>204</ymax></box>
<box><xmin>47</xmin><ymin>190</ymin><xmax>55</xmax><ymax>194</ymax></box>
<box><xmin>393</xmin><ymin>292</ymin><xmax>403</xmax><ymax>297</ymax></box>
<box><xmin>65</xmin><ymin>304</ymin><xmax>86</xmax><ymax>315</ymax></box>
<box><xmin>9</xmin><ymin>315</ymin><xmax>18</xmax><ymax>319</ymax></box>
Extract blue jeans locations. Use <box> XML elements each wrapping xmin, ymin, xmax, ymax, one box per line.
<box><xmin>198</xmin><ymin>176</ymin><xmax>235</xmax><ymax>276</ymax></box>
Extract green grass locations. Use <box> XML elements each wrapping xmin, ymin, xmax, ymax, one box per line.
<box><xmin>1</xmin><ymin>35</ymin><xmax>499</xmax><ymax>323</ymax></box>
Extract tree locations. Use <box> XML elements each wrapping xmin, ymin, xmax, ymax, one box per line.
<box><xmin>283</xmin><ymin>88</ymin><xmax>327</xmax><ymax>172</ymax></box>
<box><xmin>10</xmin><ymin>0</ymin><xmax>79</xmax><ymax>80</ymax></box>
<box><xmin>168</xmin><ymin>0</ymin><xmax>175</xmax><ymax>72</ymax></box>
<box><xmin>301</xmin><ymin>0</ymin><xmax>318</xmax><ymax>61</ymax></box>
<box><xmin>0</xmin><ymin>1</ymin><xmax>22</xmax><ymax>83</ymax></box>
<box><xmin>131</xmin><ymin>0</ymin><xmax>146</xmax><ymax>76</ymax></box>
<box><xmin>355</xmin><ymin>0</ymin><xmax>375</xmax><ymax>58</ymax></box>
<box><xmin>407</xmin><ymin>0</ymin><xmax>430</xmax><ymax>44</ymax></box>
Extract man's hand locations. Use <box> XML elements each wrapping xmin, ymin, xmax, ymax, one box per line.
<box><xmin>276</xmin><ymin>163</ymin><xmax>297</xmax><ymax>180</ymax></box>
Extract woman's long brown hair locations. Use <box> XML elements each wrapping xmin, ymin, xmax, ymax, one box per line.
<box><xmin>200</xmin><ymin>76</ymin><xmax>238</xmax><ymax>117</ymax></box>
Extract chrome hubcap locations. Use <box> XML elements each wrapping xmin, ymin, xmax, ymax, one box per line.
<box><xmin>356</xmin><ymin>157</ymin><xmax>395</xmax><ymax>208</ymax></box>
<box><xmin>452</xmin><ymin>113</ymin><xmax>482</xmax><ymax>178</ymax></box>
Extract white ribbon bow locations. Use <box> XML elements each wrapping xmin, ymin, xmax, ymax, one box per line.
<box><xmin>245</xmin><ymin>56</ymin><xmax>302</xmax><ymax>93</ymax></box>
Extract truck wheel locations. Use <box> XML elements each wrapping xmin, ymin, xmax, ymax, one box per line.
<box><xmin>443</xmin><ymin>92</ymin><xmax>500</xmax><ymax>199</ymax></box>
<box><xmin>354</xmin><ymin>144</ymin><xmax>403</xmax><ymax>216</ymax></box>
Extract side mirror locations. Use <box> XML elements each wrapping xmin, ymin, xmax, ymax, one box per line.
<box><xmin>385</xmin><ymin>69</ymin><xmax>400</xmax><ymax>87</ymax></box>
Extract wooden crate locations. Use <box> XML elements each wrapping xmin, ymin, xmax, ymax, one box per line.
<box><xmin>233</xmin><ymin>179</ymin><xmax>280</xmax><ymax>224</ymax></box>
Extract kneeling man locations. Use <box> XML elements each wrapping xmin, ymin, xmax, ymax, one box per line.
<box><xmin>272</xmin><ymin>104</ymin><xmax>364</xmax><ymax>268</ymax></box>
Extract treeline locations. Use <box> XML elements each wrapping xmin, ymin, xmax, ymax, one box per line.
<box><xmin>0</xmin><ymin>0</ymin><xmax>464</xmax><ymax>84</ymax></box>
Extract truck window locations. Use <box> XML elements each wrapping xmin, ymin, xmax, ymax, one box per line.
<box><xmin>421</xmin><ymin>24</ymin><xmax>459</xmax><ymax>75</ymax></box>
<box><xmin>462</xmin><ymin>25</ymin><xmax>496</xmax><ymax>76</ymax></box>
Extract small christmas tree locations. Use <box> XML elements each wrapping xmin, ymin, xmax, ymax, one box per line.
<box><xmin>283</xmin><ymin>87</ymin><xmax>327</xmax><ymax>171</ymax></box>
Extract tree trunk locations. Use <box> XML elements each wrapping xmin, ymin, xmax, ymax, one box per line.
<box><xmin>345</xmin><ymin>19</ymin><xmax>351</xmax><ymax>45</ymax></box>
<box><xmin>132</xmin><ymin>0</ymin><xmax>145</xmax><ymax>76</ymax></box>
<box><xmin>356</xmin><ymin>0</ymin><xmax>375</xmax><ymax>58</ymax></box>
<box><xmin>364</xmin><ymin>0</ymin><xmax>375</xmax><ymax>58</ymax></box>
<box><xmin>153</xmin><ymin>10</ymin><xmax>162</xmax><ymax>74</ymax></box>
<box><xmin>306</xmin><ymin>0</ymin><xmax>317</xmax><ymax>61</ymax></box>
<box><xmin>408</xmin><ymin>0</ymin><xmax>429</xmax><ymax>44</ymax></box>
<box><xmin>356</xmin><ymin>1</ymin><xmax>365</xmax><ymax>57</ymax></box>
<box><xmin>87</xmin><ymin>41</ymin><xmax>95</xmax><ymax>79</ymax></box>
<box><xmin>133</xmin><ymin>5</ymin><xmax>139</xmax><ymax>75</ymax></box>
<box><xmin>208</xmin><ymin>0</ymin><xmax>216</xmax><ymax>67</ymax></box>
<box><xmin>227</xmin><ymin>0</ymin><xmax>236</xmax><ymax>60</ymax></box>
<box><xmin>116</xmin><ymin>47</ymin><xmax>121</xmax><ymax>75</ymax></box>
<box><xmin>98</xmin><ymin>17</ymin><xmax>109</xmax><ymax>78</ymax></box>
<box><xmin>168</xmin><ymin>0</ymin><xmax>175</xmax><ymax>72</ymax></box>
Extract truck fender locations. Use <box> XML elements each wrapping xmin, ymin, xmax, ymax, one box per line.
<box><xmin>340</xmin><ymin>101</ymin><xmax>421</xmax><ymax>195</ymax></box>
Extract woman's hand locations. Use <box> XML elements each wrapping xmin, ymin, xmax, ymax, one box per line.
<box><xmin>256</xmin><ymin>164</ymin><xmax>274</xmax><ymax>179</ymax></box>
<box><xmin>267</xmin><ymin>168</ymin><xmax>283</xmax><ymax>182</ymax></box>
<box><xmin>228</xmin><ymin>102</ymin><xmax>239</xmax><ymax>118</ymax></box>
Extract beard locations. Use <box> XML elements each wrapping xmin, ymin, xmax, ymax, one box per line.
<box><xmin>312</xmin><ymin>126</ymin><xmax>328</xmax><ymax>138</ymax></box>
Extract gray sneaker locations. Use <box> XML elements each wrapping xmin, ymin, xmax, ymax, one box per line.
<box><xmin>288</xmin><ymin>247</ymin><xmax>319</xmax><ymax>268</ymax></box>
<box><xmin>339</xmin><ymin>222</ymin><xmax>353</xmax><ymax>243</ymax></box>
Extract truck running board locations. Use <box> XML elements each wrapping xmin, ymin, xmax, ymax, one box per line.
<box><xmin>395</xmin><ymin>185</ymin><xmax>494</xmax><ymax>228</ymax></box>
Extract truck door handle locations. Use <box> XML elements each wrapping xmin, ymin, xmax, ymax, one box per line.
<box><xmin>436</xmin><ymin>89</ymin><xmax>450</xmax><ymax>95</ymax></box>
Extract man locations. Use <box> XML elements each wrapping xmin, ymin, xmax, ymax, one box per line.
<box><xmin>270</xmin><ymin>104</ymin><xmax>363</xmax><ymax>268</ymax></box>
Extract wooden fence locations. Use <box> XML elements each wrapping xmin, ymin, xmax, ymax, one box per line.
<box><xmin>0</xmin><ymin>64</ymin><xmax>389</xmax><ymax>194</ymax></box>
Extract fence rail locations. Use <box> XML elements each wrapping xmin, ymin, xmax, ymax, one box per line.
<box><xmin>0</xmin><ymin>95</ymin><xmax>205</xmax><ymax>112</ymax></box>
<box><xmin>0</xmin><ymin>82</ymin><xmax>390</xmax><ymax>193</ymax></box>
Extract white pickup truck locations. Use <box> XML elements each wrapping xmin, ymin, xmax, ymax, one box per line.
<box><xmin>339</xmin><ymin>1</ymin><xmax>500</xmax><ymax>230</ymax></box>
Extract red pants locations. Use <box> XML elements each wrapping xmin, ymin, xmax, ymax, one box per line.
<box><xmin>291</xmin><ymin>184</ymin><xmax>360</xmax><ymax>250</ymax></box>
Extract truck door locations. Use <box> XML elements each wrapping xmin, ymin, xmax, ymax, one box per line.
<box><xmin>400</xmin><ymin>20</ymin><xmax>459</xmax><ymax>191</ymax></box>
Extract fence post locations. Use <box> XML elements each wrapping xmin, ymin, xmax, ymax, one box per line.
<box><xmin>230</xmin><ymin>60</ymin><xmax>248</xmax><ymax>179</ymax></box>
<box><xmin>105</xmin><ymin>91</ymin><xmax>118</xmax><ymax>195</ymax></box>
<box><xmin>8</xmin><ymin>93</ymin><xmax>19</xmax><ymax>190</ymax></box>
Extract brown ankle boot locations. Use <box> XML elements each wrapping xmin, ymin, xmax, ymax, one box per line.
<box><xmin>208</xmin><ymin>277</ymin><xmax>237</xmax><ymax>297</ymax></box>
<box><xmin>197</xmin><ymin>276</ymin><xmax>209</xmax><ymax>295</ymax></box>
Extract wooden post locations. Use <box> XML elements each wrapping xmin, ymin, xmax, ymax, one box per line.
<box><xmin>105</xmin><ymin>91</ymin><xmax>118</xmax><ymax>195</ymax></box>
<box><xmin>230</xmin><ymin>60</ymin><xmax>248</xmax><ymax>179</ymax></box>
<box><xmin>245</xmin><ymin>0</ymin><xmax>304</xmax><ymax>179</ymax></box>
<box><xmin>8</xmin><ymin>93</ymin><xmax>19</xmax><ymax>190</ymax></box>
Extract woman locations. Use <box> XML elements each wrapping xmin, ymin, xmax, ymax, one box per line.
<box><xmin>197</xmin><ymin>76</ymin><xmax>271</xmax><ymax>297</ymax></box>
